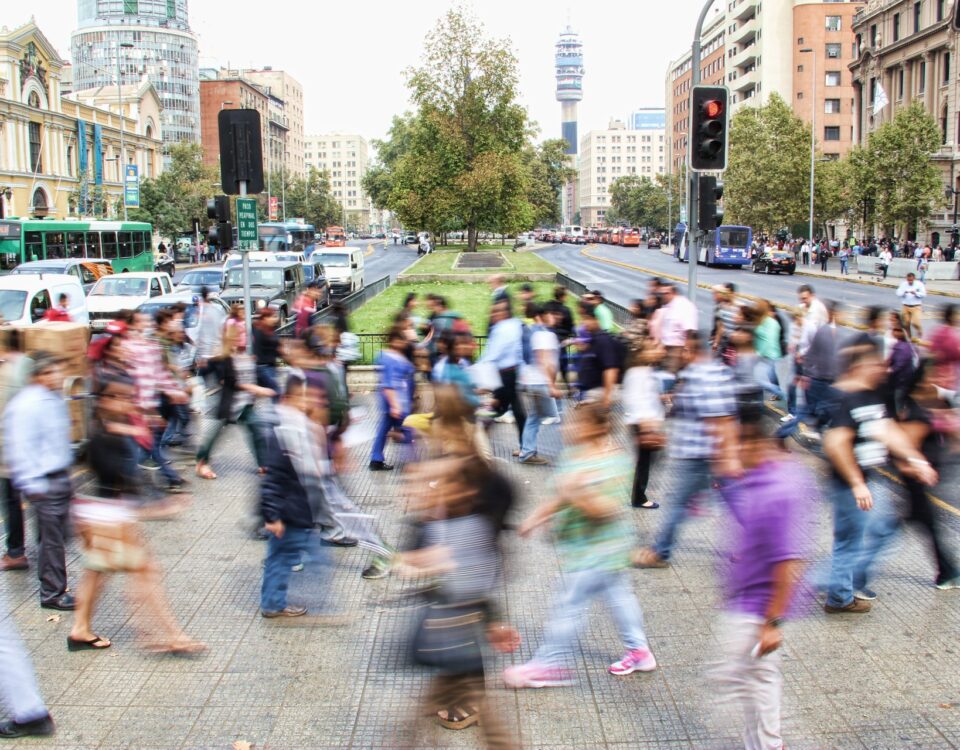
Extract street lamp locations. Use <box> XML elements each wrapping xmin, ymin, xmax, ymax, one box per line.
<box><xmin>800</xmin><ymin>48</ymin><xmax>817</xmax><ymax>245</ymax></box>
<box><xmin>116</xmin><ymin>37</ymin><xmax>134</xmax><ymax>221</ymax></box>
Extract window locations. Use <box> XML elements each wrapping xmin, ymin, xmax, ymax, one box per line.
<box><xmin>914</xmin><ymin>1</ymin><xmax>922</xmax><ymax>32</ymax></box>
<box><xmin>798</xmin><ymin>64</ymin><xmax>804</xmax><ymax>72</ymax></box>
<box><xmin>898</xmin><ymin>67</ymin><xmax>905</xmax><ymax>98</ymax></box>
<box><xmin>118</xmin><ymin>232</ymin><xmax>133</xmax><ymax>259</ymax></box>
<box><xmin>826</xmin><ymin>43</ymin><xmax>842</xmax><ymax>59</ymax></box>
<box><xmin>824</xmin><ymin>126</ymin><xmax>841</xmax><ymax>141</ymax></box>
<box><xmin>66</xmin><ymin>146</ymin><xmax>74</xmax><ymax>177</ymax></box>
<box><xmin>944</xmin><ymin>52</ymin><xmax>951</xmax><ymax>82</ymax></box>
<box><xmin>67</xmin><ymin>232</ymin><xmax>85</xmax><ymax>258</ymax></box>
<box><xmin>825</xmin><ymin>71</ymin><xmax>841</xmax><ymax>86</ymax></box>
<box><xmin>123</xmin><ymin>0</ymin><xmax>137</xmax><ymax>13</ymax></box>
<box><xmin>28</xmin><ymin>122</ymin><xmax>42</xmax><ymax>172</ymax></box>
<box><xmin>870</xmin><ymin>24</ymin><xmax>877</xmax><ymax>46</ymax></box>
<box><xmin>938</xmin><ymin>0</ymin><xmax>946</xmax><ymax>21</ymax></box>
<box><xmin>893</xmin><ymin>13</ymin><xmax>900</xmax><ymax>41</ymax></box>
<box><xmin>25</xmin><ymin>232</ymin><xmax>42</xmax><ymax>261</ymax></box>
<box><xmin>101</xmin><ymin>232</ymin><xmax>118</xmax><ymax>260</ymax></box>
<box><xmin>30</xmin><ymin>291</ymin><xmax>51</xmax><ymax>323</ymax></box>
<box><xmin>44</xmin><ymin>232</ymin><xmax>66</xmax><ymax>260</ymax></box>
<box><xmin>797</xmin><ymin>37</ymin><xmax>804</xmax><ymax>44</ymax></box>
<box><xmin>150</xmin><ymin>278</ymin><xmax>161</xmax><ymax>296</ymax></box>
<box><xmin>166</xmin><ymin>0</ymin><xmax>175</xmax><ymax>18</ymax></box>
<box><xmin>920</xmin><ymin>60</ymin><xmax>927</xmax><ymax>92</ymax></box>
<box><xmin>86</xmin><ymin>233</ymin><xmax>102</xmax><ymax>259</ymax></box>
<box><xmin>825</xmin><ymin>15</ymin><xmax>841</xmax><ymax>31</ymax></box>
<box><xmin>825</xmin><ymin>98</ymin><xmax>841</xmax><ymax>113</ymax></box>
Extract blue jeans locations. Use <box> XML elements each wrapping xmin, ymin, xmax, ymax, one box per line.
<box><xmin>532</xmin><ymin>568</ymin><xmax>649</xmax><ymax>668</ymax></box>
<box><xmin>754</xmin><ymin>358</ymin><xmax>785</xmax><ymax>401</ymax></box>
<box><xmin>370</xmin><ymin>395</ymin><xmax>410</xmax><ymax>463</ymax></box>
<box><xmin>260</xmin><ymin>527</ymin><xmax>330</xmax><ymax>612</ymax></box>
<box><xmin>519</xmin><ymin>385</ymin><xmax>558</xmax><ymax>460</ymax></box>
<box><xmin>161</xmin><ymin>403</ymin><xmax>191</xmax><ymax>445</ymax></box>
<box><xmin>776</xmin><ymin>377</ymin><xmax>835</xmax><ymax>440</ymax></box>
<box><xmin>653</xmin><ymin>458</ymin><xmax>714</xmax><ymax>561</ymax></box>
<box><xmin>0</xmin><ymin>589</ymin><xmax>48</xmax><ymax>723</ymax></box>
<box><xmin>840</xmin><ymin>257</ymin><xmax>848</xmax><ymax>275</ymax></box>
<box><xmin>143</xmin><ymin>427</ymin><xmax>180</xmax><ymax>483</ymax></box>
<box><xmin>825</xmin><ymin>474</ymin><xmax>899</xmax><ymax>608</ymax></box>
<box><xmin>257</xmin><ymin>364</ymin><xmax>279</xmax><ymax>402</ymax></box>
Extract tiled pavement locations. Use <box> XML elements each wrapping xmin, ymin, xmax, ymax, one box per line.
<box><xmin>2</xmin><ymin>397</ymin><xmax>960</xmax><ymax>749</ymax></box>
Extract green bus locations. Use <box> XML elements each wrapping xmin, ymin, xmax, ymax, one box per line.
<box><xmin>0</xmin><ymin>218</ymin><xmax>155</xmax><ymax>274</ymax></box>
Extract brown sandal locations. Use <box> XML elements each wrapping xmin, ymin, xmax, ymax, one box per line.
<box><xmin>195</xmin><ymin>463</ymin><xmax>217</xmax><ymax>480</ymax></box>
<box><xmin>438</xmin><ymin>705</ymin><xmax>480</xmax><ymax>730</ymax></box>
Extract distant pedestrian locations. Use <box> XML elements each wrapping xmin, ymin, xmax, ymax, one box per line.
<box><xmin>369</xmin><ymin>326</ymin><xmax>415</xmax><ymax>471</ymax></box>
<box><xmin>879</xmin><ymin>247</ymin><xmax>893</xmax><ymax>279</ymax></box>
<box><xmin>896</xmin><ymin>272</ymin><xmax>926</xmax><ymax>340</ymax></box>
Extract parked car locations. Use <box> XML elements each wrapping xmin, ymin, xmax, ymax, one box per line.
<box><xmin>86</xmin><ymin>272</ymin><xmax>173</xmax><ymax>330</ymax></box>
<box><xmin>301</xmin><ymin>260</ymin><xmax>330</xmax><ymax>307</ymax></box>
<box><xmin>753</xmin><ymin>250</ymin><xmax>796</xmax><ymax>275</ymax></box>
<box><xmin>403</xmin><ymin>234</ymin><xmax>418</xmax><ymax>244</ymax></box>
<box><xmin>175</xmin><ymin>268</ymin><xmax>225</xmax><ymax>294</ymax></box>
<box><xmin>222</xmin><ymin>251</ymin><xmax>277</xmax><ymax>271</ymax></box>
<box><xmin>218</xmin><ymin>261</ymin><xmax>304</xmax><ymax>326</ymax></box>
<box><xmin>154</xmin><ymin>252</ymin><xmax>176</xmax><ymax>276</ymax></box>
<box><xmin>12</xmin><ymin>258</ymin><xmax>114</xmax><ymax>294</ymax></box>
<box><xmin>136</xmin><ymin>291</ymin><xmax>231</xmax><ymax>367</ymax></box>
<box><xmin>647</xmin><ymin>236</ymin><xmax>662</xmax><ymax>249</ymax></box>
<box><xmin>0</xmin><ymin>274</ymin><xmax>88</xmax><ymax>325</ymax></box>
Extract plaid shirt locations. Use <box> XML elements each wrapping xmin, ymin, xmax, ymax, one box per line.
<box><xmin>667</xmin><ymin>360</ymin><xmax>738</xmax><ymax>460</ymax></box>
<box><xmin>125</xmin><ymin>334</ymin><xmax>178</xmax><ymax>413</ymax></box>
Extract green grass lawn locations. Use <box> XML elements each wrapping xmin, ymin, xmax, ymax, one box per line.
<box><xmin>403</xmin><ymin>247</ymin><xmax>559</xmax><ymax>275</ymax></box>
<box><xmin>349</xmin><ymin>280</ymin><xmax>562</xmax><ymax>337</ymax></box>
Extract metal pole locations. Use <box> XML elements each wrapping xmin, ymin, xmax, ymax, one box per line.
<box><xmin>281</xmin><ymin>156</ymin><xmax>286</xmax><ymax>222</ymax></box>
<box><xmin>809</xmin><ymin>52</ymin><xmax>817</xmax><ymax>245</ymax></box>
<box><xmin>686</xmin><ymin>0</ymin><xmax>715</xmax><ymax>306</ymax></box>
<box><xmin>267</xmin><ymin>133</ymin><xmax>272</xmax><ymax>219</ymax></box>
<box><xmin>116</xmin><ymin>37</ymin><xmax>127</xmax><ymax>221</ymax></box>
<box><xmin>240</xmin><ymin>179</ymin><xmax>254</xmax><ymax>355</ymax></box>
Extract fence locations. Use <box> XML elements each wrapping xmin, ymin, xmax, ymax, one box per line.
<box><xmin>555</xmin><ymin>272</ymin><xmax>632</xmax><ymax>327</ymax></box>
<box><xmin>351</xmin><ymin>333</ymin><xmax>488</xmax><ymax>365</ymax></box>
<box><xmin>277</xmin><ymin>274</ymin><xmax>392</xmax><ymax>338</ymax></box>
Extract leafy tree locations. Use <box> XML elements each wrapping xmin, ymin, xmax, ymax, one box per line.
<box><xmin>522</xmin><ymin>138</ymin><xmax>576</xmax><ymax>227</ymax></box>
<box><xmin>609</xmin><ymin>175</ymin><xmax>668</xmax><ymax>229</ymax></box>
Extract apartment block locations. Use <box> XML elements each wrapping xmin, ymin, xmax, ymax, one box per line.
<box><xmin>304</xmin><ymin>133</ymin><xmax>371</xmax><ymax>229</ymax></box>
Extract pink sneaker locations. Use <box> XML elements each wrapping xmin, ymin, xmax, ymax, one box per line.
<box><xmin>503</xmin><ymin>662</ymin><xmax>574</xmax><ymax>689</ymax></box>
<box><xmin>608</xmin><ymin>647</ymin><xmax>657</xmax><ymax>675</ymax></box>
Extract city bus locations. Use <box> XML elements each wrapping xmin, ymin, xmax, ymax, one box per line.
<box><xmin>325</xmin><ymin>226</ymin><xmax>347</xmax><ymax>247</ymax></box>
<box><xmin>0</xmin><ymin>218</ymin><xmax>154</xmax><ymax>274</ymax></box>
<box><xmin>698</xmin><ymin>225</ymin><xmax>753</xmax><ymax>266</ymax></box>
<box><xmin>622</xmin><ymin>227</ymin><xmax>642</xmax><ymax>247</ymax></box>
<box><xmin>258</xmin><ymin>221</ymin><xmax>317</xmax><ymax>255</ymax></box>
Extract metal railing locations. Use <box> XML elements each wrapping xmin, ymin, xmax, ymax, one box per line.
<box><xmin>352</xmin><ymin>333</ymin><xmax>488</xmax><ymax>365</ymax></box>
<box><xmin>555</xmin><ymin>272</ymin><xmax>631</xmax><ymax>327</ymax></box>
<box><xmin>277</xmin><ymin>274</ymin><xmax>392</xmax><ymax>338</ymax></box>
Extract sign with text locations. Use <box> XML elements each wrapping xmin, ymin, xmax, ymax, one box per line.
<box><xmin>236</xmin><ymin>197</ymin><xmax>258</xmax><ymax>250</ymax></box>
<box><xmin>124</xmin><ymin>163</ymin><xmax>139</xmax><ymax>208</ymax></box>
<box><xmin>269</xmin><ymin>196</ymin><xmax>279</xmax><ymax>221</ymax></box>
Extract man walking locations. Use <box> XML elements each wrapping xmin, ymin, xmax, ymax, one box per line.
<box><xmin>896</xmin><ymin>272</ymin><xmax>926</xmax><ymax>341</ymax></box>
<box><xmin>518</xmin><ymin>305</ymin><xmax>560</xmax><ymax>465</ymax></box>
<box><xmin>575</xmin><ymin>309</ymin><xmax>620</xmax><ymax>409</ymax></box>
<box><xmin>3</xmin><ymin>352</ymin><xmax>75</xmax><ymax>610</ymax></box>
<box><xmin>655</xmin><ymin>282</ymin><xmax>698</xmax><ymax>373</ymax></box>
<box><xmin>482</xmin><ymin>301</ymin><xmax>526</xmax><ymax>450</ymax></box>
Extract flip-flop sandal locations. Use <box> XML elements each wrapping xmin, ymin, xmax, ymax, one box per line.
<box><xmin>635</xmin><ymin>502</ymin><xmax>660</xmax><ymax>510</ymax></box>
<box><xmin>195</xmin><ymin>465</ymin><xmax>217</xmax><ymax>480</ymax></box>
<box><xmin>67</xmin><ymin>635</ymin><xmax>111</xmax><ymax>651</ymax></box>
<box><xmin>438</xmin><ymin>705</ymin><xmax>480</xmax><ymax>730</ymax></box>
<box><xmin>145</xmin><ymin>638</ymin><xmax>207</xmax><ymax>655</ymax></box>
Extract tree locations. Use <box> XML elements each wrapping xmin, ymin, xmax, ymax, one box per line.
<box><xmin>724</xmin><ymin>94</ymin><xmax>811</xmax><ymax>234</ymax></box>
<box><xmin>861</xmin><ymin>103</ymin><xmax>943</xmax><ymax>238</ymax></box>
<box><xmin>609</xmin><ymin>175</ymin><xmax>669</xmax><ymax>229</ymax></box>
<box><xmin>522</xmin><ymin>138</ymin><xmax>576</xmax><ymax>227</ymax></box>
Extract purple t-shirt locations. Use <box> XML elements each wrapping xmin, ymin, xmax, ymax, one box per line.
<box><xmin>720</xmin><ymin>459</ymin><xmax>813</xmax><ymax>618</ymax></box>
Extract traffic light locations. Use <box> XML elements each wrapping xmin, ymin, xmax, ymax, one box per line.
<box><xmin>698</xmin><ymin>175</ymin><xmax>724</xmax><ymax>232</ymax></box>
<box><xmin>206</xmin><ymin>195</ymin><xmax>233</xmax><ymax>251</ymax></box>
<box><xmin>689</xmin><ymin>85</ymin><xmax>729</xmax><ymax>171</ymax></box>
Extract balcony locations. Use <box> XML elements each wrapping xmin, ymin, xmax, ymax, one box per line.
<box><xmin>730</xmin><ymin>16</ymin><xmax>758</xmax><ymax>46</ymax></box>
<box><xmin>730</xmin><ymin>66</ymin><xmax>758</xmax><ymax>94</ymax></box>
<box><xmin>729</xmin><ymin>42</ymin><xmax>758</xmax><ymax>71</ymax></box>
<box><xmin>730</xmin><ymin>0</ymin><xmax>759</xmax><ymax>22</ymax></box>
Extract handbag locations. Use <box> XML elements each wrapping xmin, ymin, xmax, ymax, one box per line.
<box><xmin>73</xmin><ymin>495</ymin><xmax>148</xmax><ymax>573</ymax></box>
<box><xmin>411</xmin><ymin>598</ymin><xmax>486</xmax><ymax>673</ymax></box>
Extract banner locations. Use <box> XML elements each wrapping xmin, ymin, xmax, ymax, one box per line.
<box><xmin>269</xmin><ymin>196</ymin><xmax>279</xmax><ymax>221</ymax></box>
<box><xmin>77</xmin><ymin>119</ymin><xmax>88</xmax><ymax>210</ymax></box>
<box><xmin>93</xmin><ymin>124</ymin><xmax>103</xmax><ymax>185</ymax></box>
<box><xmin>124</xmin><ymin>164</ymin><xmax>139</xmax><ymax>208</ymax></box>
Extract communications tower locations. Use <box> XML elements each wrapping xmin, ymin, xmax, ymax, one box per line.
<box><xmin>555</xmin><ymin>25</ymin><xmax>584</xmax><ymax>225</ymax></box>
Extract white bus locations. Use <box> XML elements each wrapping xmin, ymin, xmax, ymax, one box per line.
<box><xmin>561</xmin><ymin>225</ymin><xmax>584</xmax><ymax>243</ymax></box>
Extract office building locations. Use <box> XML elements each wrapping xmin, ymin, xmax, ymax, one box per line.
<box><xmin>70</xmin><ymin>0</ymin><xmax>200</xmax><ymax>147</ymax></box>
<box><xmin>304</xmin><ymin>133</ymin><xmax>371</xmax><ymax>230</ymax></box>
<box><xmin>233</xmin><ymin>68</ymin><xmax>304</xmax><ymax>177</ymax></box>
<box><xmin>1</xmin><ymin>21</ymin><xmax>163</xmax><ymax>220</ymax></box>
<box><xmin>556</xmin><ymin>25</ymin><xmax>584</xmax><ymax>224</ymax></box>
<box><xmin>199</xmin><ymin>76</ymin><xmax>271</xmax><ymax>171</ymax></box>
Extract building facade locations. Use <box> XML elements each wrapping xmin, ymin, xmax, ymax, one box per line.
<box><xmin>70</xmin><ymin>0</ymin><xmax>199</xmax><ymax>147</ymax></box>
<box><xmin>198</xmin><ymin>77</ymin><xmax>271</xmax><ymax>171</ymax></box>
<box><xmin>303</xmin><ymin>133</ymin><xmax>371</xmax><ymax>230</ymax></box>
<box><xmin>577</xmin><ymin>119</ymin><xmax>666</xmax><ymax>228</ymax></box>
<box><xmin>850</xmin><ymin>0</ymin><xmax>957</xmax><ymax>242</ymax></box>
<box><xmin>1</xmin><ymin>21</ymin><xmax>163</xmax><ymax>220</ymax></box>
<box><xmin>556</xmin><ymin>26</ymin><xmax>584</xmax><ymax>225</ymax></box>
<box><xmin>234</xmin><ymin>68</ymin><xmax>304</xmax><ymax>178</ymax></box>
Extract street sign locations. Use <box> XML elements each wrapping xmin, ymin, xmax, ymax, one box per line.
<box><xmin>124</xmin><ymin>164</ymin><xmax>140</xmax><ymax>208</ymax></box>
<box><xmin>218</xmin><ymin>109</ymin><xmax>265</xmax><ymax>195</ymax></box>
<box><xmin>236</xmin><ymin>197</ymin><xmax>258</xmax><ymax>250</ymax></box>
<box><xmin>269</xmin><ymin>196</ymin><xmax>279</xmax><ymax>221</ymax></box>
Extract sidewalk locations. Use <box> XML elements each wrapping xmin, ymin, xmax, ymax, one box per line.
<box><xmin>793</xmin><ymin>261</ymin><xmax>960</xmax><ymax>298</ymax></box>
<box><xmin>2</xmin><ymin>396</ymin><xmax>959</xmax><ymax>748</ymax></box>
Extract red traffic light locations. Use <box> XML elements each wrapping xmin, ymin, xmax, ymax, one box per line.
<box><xmin>703</xmin><ymin>99</ymin><xmax>723</xmax><ymax>118</ymax></box>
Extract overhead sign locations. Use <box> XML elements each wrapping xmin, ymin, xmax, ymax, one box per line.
<box><xmin>124</xmin><ymin>164</ymin><xmax>140</xmax><ymax>208</ymax></box>
<box><xmin>236</xmin><ymin>197</ymin><xmax>258</xmax><ymax>250</ymax></box>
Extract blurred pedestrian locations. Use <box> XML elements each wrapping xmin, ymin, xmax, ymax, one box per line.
<box><xmin>369</xmin><ymin>326</ymin><xmax>416</xmax><ymax>471</ymax></box>
<box><xmin>0</xmin><ymin>332</ymin><xmax>31</xmax><ymax>571</ymax></box>
<box><xmin>575</xmin><ymin>308</ymin><xmax>620</xmax><ymax>409</ymax></box>
<box><xmin>482</xmin><ymin>301</ymin><xmax>526</xmax><ymax>450</ymax></box>
<box><xmin>0</xmin><ymin>588</ymin><xmax>54</xmax><ymax>738</ymax></box>
<box><xmin>505</xmin><ymin>401</ymin><xmax>657</xmax><ymax>687</ymax></box>
<box><xmin>655</xmin><ymin>282</ymin><xmax>698</xmax><ymax>373</ymax></box>
<box><xmin>622</xmin><ymin>332</ymin><xmax>664</xmax><ymax>509</ymax></box>
<box><xmin>518</xmin><ymin>304</ymin><xmax>560</xmax><ymax>466</ymax></box>
<box><xmin>253</xmin><ymin>307</ymin><xmax>281</xmax><ymax>397</ymax></box>
<box><xmin>543</xmin><ymin>286</ymin><xmax>575</xmax><ymax>386</ymax></box>
<box><xmin>928</xmin><ymin>304</ymin><xmax>960</xmax><ymax>391</ymax></box>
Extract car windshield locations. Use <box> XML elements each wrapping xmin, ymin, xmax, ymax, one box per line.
<box><xmin>13</xmin><ymin>263</ymin><xmax>65</xmax><ymax>274</ymax></box>
<box><xmin>0</xmin><ymin>290</ymin><xmax>27</xmax><ymax>321</ymax></box>
<box><xmin>772</xmin><ymin>251</ymin><xmax>791</xmax><ymax>258</ymax></box>
<box><xmin>91</xmin><ymin>277</ymin><xmax>147</xmax><ymax>296</ymax></box>
<box><xmin>303</xmin><ymin>265</ymin><xmax>315</xmax><ymax>282</ymax></box>
<box><xmin>179</xmin><ymin>270</ymin><xmax>222</xmax><ymax>286</ymax></box>
<box><xmin>320</xmin><ymin>254</ymin><xmax>349</xmax><ymax>267</ymax></box>
<box><xmin>226</xmin><ymin>268</ymin><xmax>282</xmax><ymax>288</ymax></box>
<box><xmin>139</xmin><ymin>302</ymin><xmax>200</xmax><ymax>329</ymax></box>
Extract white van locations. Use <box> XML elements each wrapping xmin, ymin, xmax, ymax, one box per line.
<box><xmin>86</xmin><ymin>272</ymin><xmax>173</xmax><ymax>330</ymax></box>
<box><xmin>0</xmin><ymin>274</ymin><xmax>88</xmax><ymax>326</ymax></box>
<box><xmin>312</xmin><ymin>247</ymin><xmax>364</xmax><ymax>296</ymax></box>
<box><xmin>222</xmin><ymin>251</ymin><xmax>277</xmax><ymax>271</ymax></box>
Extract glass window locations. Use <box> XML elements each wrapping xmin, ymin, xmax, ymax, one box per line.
<box><xmin>944</xmin><ymin>52</ymin><xmax>951</xmax><ymax>82</ymax></box>
<box><xmin>28</xmin><ymin>122</ymin><xmax>42</xmax><ymax>172</ymax></box>
<box><xmin>118</xmin><ymin>232</ymin><xmax>133</xmax><ymax>258</ymax></box>
<box><xmin>166</xmin><ymin>0</ymin><xmax>175</xmax><ymax>18</ymax></box>
<box><xmin>86</xmin><ymin>232</ymin><xmax>102</xmax><ymax>258</ymax></box>
<box><xmin>824</xmin><ymin>126</ymin><xmax>841</xmax><ymax>141</ymax></box>
<box><xmin>825</xmin><ymin>71</ymin><xmax>841</xmax><ymax>86</ymax></box>
<box><xmin>938</xmin><ymin>0</ymin><xmax>946</xmax><ymax>21</ymax></box>
<box><xmin>123</xmin><ymin>0</ymin><xmax>137</xmax><ymax>12</ymax></box>
<box><xmin>30</xmin><ymin>290</ymin><xmax>51</xmax><ymax>322</ymax></box>
<box><xmin>898</xmin><ymin>68</ymin><xmax>905</xmax><ymax>98</ymax></box>
<box><xmin>914</xmin><ymin>1</ymin><xmax>922</xmax><ymax>32</ymax></box>
<box><xmin>77</xmin><ymin>264</ymin><xmax>98</xmax><ymax>285</ymax></box>
<box><xmin>920</xmin><ymin>61</ymin><xmax>927</xmax><ymax>92</ymax></box>
<box><xmin>825</xmin><ymin>16</ymin><xmax>841</xmax><ymax>31</ymax></box>
<box><xmin>102</xmin><ymin>232</ymin><xmax>118</xmax><ymax>259</ymax></box>
<box><xmin>826</xmin><ymin>43</ymin><xmax>842</xmax><ymax>59</ymax></box>
<box><xmin>893</xmin><ymin>13</ymin><xmax>901</xmax><ymax>41</ymax></box>
<box><xmin>825</xmin><ymin>99</ymin><xmax>841</xmax><ymax>113</ymax></box>
<box><xmin>150</xmin><ymin>278</ymin><xmax>161</xmax><ymax>296</ymax></box>
<box><xmin>44</xmin><ymin>232</ymin><xmax>66</xmax><ymax>260</ymax></box>
<box><xmin>25</xmin><ymin>231</ymin><xmax>42</xmax><ymax>261</ymax></box>
<box><xmin>870</xmin><ymin>24</ymin><xmax>877</xmax><ymax>46</ymax></box>
<box><xmin>67</xmin><ymin>232</ymin><xmax>85</xmax><ymax>258</ymax></box>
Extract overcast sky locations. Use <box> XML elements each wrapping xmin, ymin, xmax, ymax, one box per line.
<box><xmin>25</xmin><ymin>0</ymin><xmax>724</xmax><ymax>155</ymax></box>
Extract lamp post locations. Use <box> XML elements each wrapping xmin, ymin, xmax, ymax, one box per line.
<box><xmin>800</xmin><ymin>48</ymin><xmax>817</xmax><ymax>245</ymax></box>
<box><xmin>116</xmin><ymin>37</ymin><xmax>134</xmax><ymax>221</ymax></box>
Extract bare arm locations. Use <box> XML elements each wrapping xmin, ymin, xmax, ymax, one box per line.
<box><xmin>602</xmin><ymin>368</ymin><xmax>618</xmax><ymax>408</ymax></box>
<box><xmin>823</xmin><ymin>426</ymin><xmax>873</xmax><ymax>509</ymax></box>
<box><xmin>757</xmin><ymin>558</ymin><xmax>806</xmax><ymax>656</ymax></box>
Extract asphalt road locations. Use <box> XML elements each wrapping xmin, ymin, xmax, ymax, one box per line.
<box><xmin>540</xmin><ymin>241</ymin><xmax>956</xmax><ymax>324</ymax></box>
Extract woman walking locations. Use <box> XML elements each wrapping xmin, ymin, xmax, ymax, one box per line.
<box><xmin>196</xmin><ymin>325</ymin><xmax>274</xmax><ymax>480</ymax></box>
<box><xmin>252</xmin><ymin>308</ymin><xmax>281</xmax><ymax>397</ymax></box>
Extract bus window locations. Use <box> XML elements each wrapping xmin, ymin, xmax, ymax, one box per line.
<box><xmin>135</xmin><ymin>231</ymin><xmax>149</xmax><ymax>257</ymax></box>
<box><xmin>25</xmin><ymin>231</ymin><xmax>43</xmax><ymax>261</ymax></box>
<box><xmin>87</xmin><ymin>232</ymin><xmax>102</xmax><ymax>258</ymax></box>
<box><xmin>0</xmin><ymin>252</ymin><xmax>18</xmax><ymax>271</ymax></box>
<box><xmin>44</xmin><ymin>232</ymin><xmax>67</xmax><ymax>260</ymax></box>
<box><xmin>118</xmin><ymin>232</ymin><xmax>133</xmax><ymax>258</ymax></box>
<box><xmin>67</xmin><ymin>232</ymin><xmax>85</xmax><ymax>258</ymax></box>
<box><xmin>102</xmin><ymin>232</ymin><xmax>118</xmax><ymax>259</ymax></box>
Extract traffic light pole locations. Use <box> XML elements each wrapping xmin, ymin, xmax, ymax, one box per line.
<box><xmin>686</xmin><ymin>0</ymin><xmax>716</xmax><ymax>308</ymax></box>
<box><xmin>239</xmin><ymin>180</ymin><xmax>254</xmax><ymax>355</ymax></box>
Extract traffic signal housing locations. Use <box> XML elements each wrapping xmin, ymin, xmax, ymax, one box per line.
<box><xmin>698</xmin><ymin>175</ymin><xmax>724</xmax><ymax>232</ymax></box>
<box><xmin>689</xmin><ymin>85</ymin><xmax>729</xmax><ymax>172</ymax></box>
<box><xmin>206</xmin><ymin>195</ymin><xmax>233</xmax><ymax>251</ymax></box>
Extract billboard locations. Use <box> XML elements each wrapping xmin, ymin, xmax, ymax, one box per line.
<box><xmin>630</xmin><ymin>110</ymin><xmax>666</xmax><ymax>130</ymax></box>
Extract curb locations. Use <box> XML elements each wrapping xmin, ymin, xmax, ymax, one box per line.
<box><xmin>791</xmin><ymin>267</ymin><xmax>960</xmax><ymax>298</ymax></box>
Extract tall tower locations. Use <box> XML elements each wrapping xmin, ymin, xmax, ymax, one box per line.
<box><xmin>71</xmin><ymin>0</ymin><xmax>201</xmax><ymax>147</ymax></box>
<box><xmin>555</xmin><ymin>25</ymin><xmax>583</xmax><ymax>225</ymax></box>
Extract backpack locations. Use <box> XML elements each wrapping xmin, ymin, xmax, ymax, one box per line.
<box><xmin>521</xmin><ymin>323</ymin><xmax>543</xmax><ymax>365</ymax></box>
